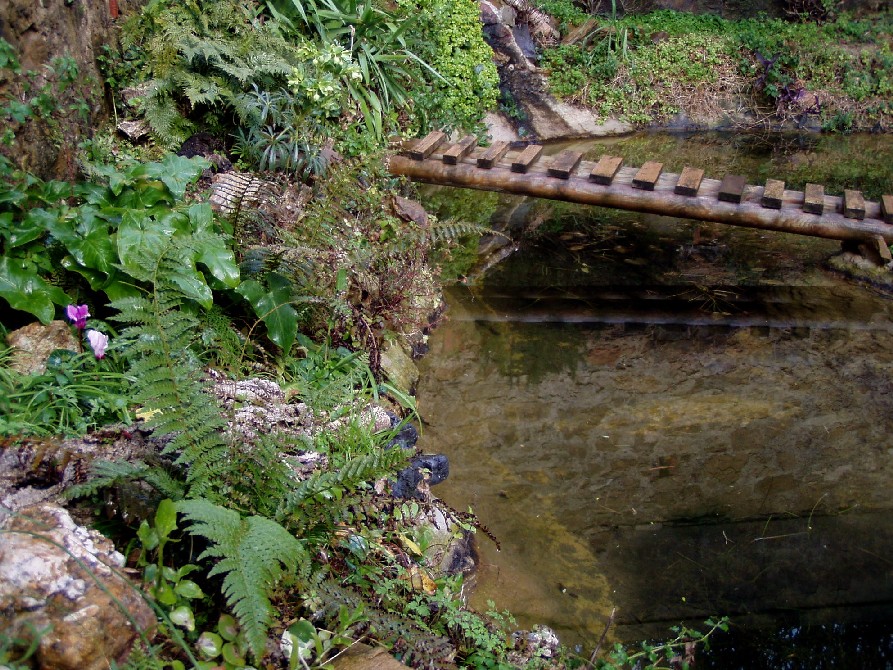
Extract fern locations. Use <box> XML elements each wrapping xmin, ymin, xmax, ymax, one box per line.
<box><xmin>280</xmin><ymin>448</ymin><xmax>409</xmax><ymax>526</ymax></box>
<box><xmin>65</xmin><ymin>459</ymin><xmax>186</xmax><ymax>502</ymax></box>
<box><xmin>110</xmin><ymin>237</ymin><xmax>231</xmax><ymax>499</ymax></box>
<box><xmin>176</xmin><ymin>498</ymin><xmax>311</xmax><ymax>659</ymax></box>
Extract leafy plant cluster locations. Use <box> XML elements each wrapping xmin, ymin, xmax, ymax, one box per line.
<box><xmin>537</xmin><ymin>6</ymin><xmax>893</xmax><ymax>131</ymax></box>
<box><xmin>111</xmin><ymin>0</ymin><xmax>498</xmax><ymax>165</ymax></box>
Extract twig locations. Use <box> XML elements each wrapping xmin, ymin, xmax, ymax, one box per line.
<box><xmin>590</xmin><ymin>606</ymin><xmax>617</xmax><ymax>666</ymax></box>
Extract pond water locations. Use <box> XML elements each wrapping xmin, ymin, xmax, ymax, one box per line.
<box><xmin>414</xmin><ymin>132</ymin><xmax>893</xmax><ymax>665</ymax></box>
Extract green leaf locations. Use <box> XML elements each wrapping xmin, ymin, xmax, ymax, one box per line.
<box><xmin>175</xmin><ymin>579</ymin><xmax>204</xmax><ymax>599</ymax></box>
<box><xmin>5</xmin><ymin>210</ymin><xmax>47</xmax><ymax>248</ymax></box>
<box><xmin>137</xmin><ymin>519</ymin><xmax>159</xmax><ymax>552</ymax></box>
<box><xmin>155</xmin><ymin>498</ymin><xmax>179</xmax><ymax>541</ymax></box>
<box><xmin>169</xmin><ymin>605</ymin><xmax>195</xmax><ymax>631</ymax></box>
<box><xmin>148</xmin><ymin>154</ymin><xmax>209</xmax><ymax>200</ymax></box>
<box><xmin>218</xmin><ymin>614</ymin><xmax>240</xmax><ymax>642</ymax></box>
<box><xmin>67</xmin><ymin>228</ymin><xmax>116</xmax><ymax>275</ymax></box>
<box><xmin>197</xmin><ymin>631</ymin><xmax>223</xmax><ymax>659</ymax></box>
<box><xmin>117</xmin><ymin>209</ymin><xmax>174</xmax><ymax>280</ymax></box>
<box><xmin>288</xmin><ymin>619</ymin><xmax>317</xmax><ymax>644</ymax></box>
<box><xmin>189</xmin><ymin>207</ymin><xmax>240</xmax><ymax>288</ymax></box>
<box><xmin>0</xmin><ymin>257</ymin><xmax>69</xmax><ymax>324</ymax></box>
<box><xmin>236</xmin><ymin>275</ymin><xmax>298</xmax><ymax>353</ymax></box>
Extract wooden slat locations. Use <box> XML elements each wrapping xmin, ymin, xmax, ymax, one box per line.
<box><xmin>674</xmin><ymin>167</ymin><xmax>703</xmax><ymax>196</ymax></box>
<box><xmin>477</xmin><ymin>141</ymin><xmax>510</xmax><ymax>169</ymax></box>
<box><xmin>843</xmin><ymin>189</ymin><xmax>865</xmax><ymax>220</ymax></box>
<box><xmin>408</xmin><ymin>131</ymin><xmax>447</xmax><ymax>160</ymax></box>
<box><xmin>761</xmin><ymin>178</ymin><xmax>785</xmax><ymax>209</ymax></box>
<box><xmin>718</xmin><ymin>174</ymin><xmax>747</xmax><ymax>204</ymax></box>
<box><xmin>877</xmin><ymin>235</ymin><xmax>893</xmax><ymax>262</ymax></box>
<box><xmin>511</xmin><ymin>145</ymin><xmax>543</xmax><ymax>173</ymax></box>
<box><xmin>442</xmin><ymin>135</ymin><xmax>477</xmax><ymax>165</ymax></box>
<box><xmin>883</xmin><ymin>195</ymin><xmax>893</xmax><ymax>224</ymax></box>
<box><xmin>803</xmin><ymin>183</ymin><xmax>825</xmax><ymax>215</ymax></box>
<box><xmin>632</xmin><ymin>161</ymin><xmax>663</xmax><ymax>191</ymax></box>
<box><xmin>590</xmin><ymin>155</ymin><xmax>624</xmax><ymax>185</ymax></box>
<box><xmin>547</xmin><ymin>150</ymin><xmax>584</xmax><ymax>179</ymax></box>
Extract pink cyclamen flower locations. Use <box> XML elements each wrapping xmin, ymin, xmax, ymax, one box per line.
<box><xmin>86</xmin><ymin>330</ymin><xmax>109</xmax><ymax>360</ymax></box>
<box><xmin>66</xmin><ymin>304</ymin><xmax>90</xmax><ymax>330</ymax></box>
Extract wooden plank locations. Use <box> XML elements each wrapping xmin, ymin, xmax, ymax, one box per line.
<box><xmin>803</xmin><ymin>183</ymin><xmax>825</xmax><ymax>215</ymax></box>
<box><xmin>843</xmin><ymin>189</ymin><xmax>865</xmax><ymax>220</ymax></box>
<box><xmin>883</xmin><ymin>195</ymin><xmax>893</xmax><ymax>224</ymax></box>
<box><xmin>674</xmin><ymin>166</ymin><xmax>704</xmax><ymax>196</ymax></box>
<box><xmin>718</xmin><ymin>174</ymin><xmax>747</xmax><ymax>204</ymax></box>
<box><xmin>408</xmin><ymin>131</ymin><xmax>446</xmax><ymax>160</ymax></box>
<box><xmin>590</xmin><ymin>155</ymin><xmax>624</xmax><ymax>185</ymax></box>
<box><xmin>877</xmin><ymin>235</ymin><xmax>893</xmax><ymax>262</ymax></box>
<box><xmin>632</xmin><ymin>161</ymin><xmax>663</xmax><ymax>191</ymax></box>
<box><xmin>511</xmin><ymin>144</ymin><xmax>543</xmax><ymax>173</ymax></box>
<box><xmin>442</xmin><ymin>135</ymin><xmax>477</xmax><ymax>165</ymax></box>
<box><xmin>477</xmin><ymin>140</ymin><xmax>510</xmax><ymax>169</ymax></box>
<box><xmin>547</xmin><ymin>150</ymin><xmax>584</xmax><ymax>179</ymax></box>
<box><xmin>761</xmin><ymin>178</ymin><xmax>785</xmax><ymax>209</ymax></box>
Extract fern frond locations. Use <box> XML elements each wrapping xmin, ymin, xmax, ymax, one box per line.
<box><xmin>428</xmin><ymin>220</ymin><xmax>506</xmax><ymax>246</ymax></box>
<box><xmin>110</xmin><ymin>237</ymin><xmax>230</xmax><ymax>499</ymax></box>
<box><xmin>177</xmin><ymin>498</ymin><xmax>311</xmax><ymax>659</ymax></box>
<box><xmin>285</xmin><ymin>449</ymin><xmax>409</xmax><ymax>513</ymax></box>
<box><xmin>141</xmin><ymin>80</ymin><xmax>193</xmax><ymax>147</ymax></box>
<box><xmin>64</xmin><ymin>458</ymin><xmax>186</xmax><ymax>502</ymax></box>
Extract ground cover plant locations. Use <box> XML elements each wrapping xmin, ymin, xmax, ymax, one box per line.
<box><xmin>537</xmin><ymin>3</ymin><xmax>893</xmax><ymax>131</ymax></box>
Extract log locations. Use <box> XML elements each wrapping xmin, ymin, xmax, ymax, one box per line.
<box><xmin>388</xmin><ymin>154</ymin><xmax>893</xmax><ymax>244</ymax></box>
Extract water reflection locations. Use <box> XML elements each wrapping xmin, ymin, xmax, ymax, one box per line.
<box><xmin>414</xmin><ymin>133</ymin><xmax>893</xmax><ymax>660</ymax></box>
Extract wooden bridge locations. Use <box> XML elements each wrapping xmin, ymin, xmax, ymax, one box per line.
<box><xmin>389</xmin><ymin>132</ymin><xmax>893</xmax><ymax>257</ymax></box>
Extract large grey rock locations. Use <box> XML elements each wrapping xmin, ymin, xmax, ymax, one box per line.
<box><xmin>0</xmin><ymin>504</ymin><xmax>156</xmax><ymax>670</ymax></box>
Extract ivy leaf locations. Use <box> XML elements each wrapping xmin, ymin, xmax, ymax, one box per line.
<box><xmin>3</xmin><ymin>210</ymin><xmax>45</xmax><ymax>248</ymax></box>
<box><xmin>117</xmin><ymin>209</ymin><xmax>174</xmax><ymax>281</ymax></box>
<box><xmin>170</xmin><ymin>265</ymin><xmax>213</xmax><ymax>310</ymax></box>
<box><xmin>0</xmin><ymin>256</ymin><xmax>69</xmax><ymax>324</ymax></box>
<box><xmin>145</xmin><ymin>154</ymin><xmax>209</xmax><ymax>200</ymax></box>
<box><xmin>237</xmin><ymin>275</ymin><xmax>297</xmax><ymax>353</ymax></box>
<box><xmin>187</xmin><ymin>204</ymin><xmax>240</xmax><ymax>288</ymax></box>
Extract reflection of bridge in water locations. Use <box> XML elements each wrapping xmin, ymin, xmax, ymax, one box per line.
<box><xmin>389</xmin><ymin>132</ymin><xmax>893</xmax><ymax>260</ymax></box>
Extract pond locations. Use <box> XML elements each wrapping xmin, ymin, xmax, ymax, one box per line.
<box><xmin>414</xmin><ymin>131</ymin><xmax>893</xmax><ymax>665</ymax></box>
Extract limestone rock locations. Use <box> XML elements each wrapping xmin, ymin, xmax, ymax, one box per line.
<box><xmin>6</xmin><ymin>320</ymin><xmax>79</xmax><ymax>375</ymax></box>
<box><xmin>0</xmin><ymin>504</ymin><xmax>155</xmax><ymax>670</ymax></box>
<box><xmin>380</xmin><ymin>339</ymin><xmax>420</xmax><ymax>395</ymax></box>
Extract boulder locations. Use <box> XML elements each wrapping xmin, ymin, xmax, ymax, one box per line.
<box><xmin>6</xmin><ymin>320</ymin><xmax>79</xmax><ymax>375</ymax></box>
<box><xmin>0</xmin><ymin>504</ymin><xmax>156</xmax><ymax>670</ymax></box>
